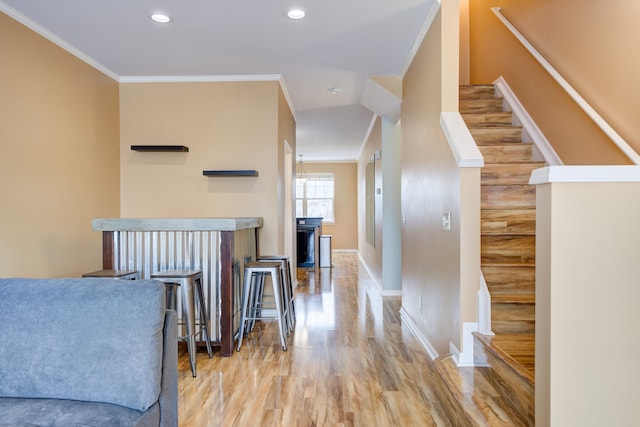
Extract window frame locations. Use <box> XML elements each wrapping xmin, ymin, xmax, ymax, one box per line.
<box><xmin>295</xmin><ymin>172</ymin><xmax>335</xmax><ymax>224</ymax></box>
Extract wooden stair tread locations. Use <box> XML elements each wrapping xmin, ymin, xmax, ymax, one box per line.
<box><xmin>474</xmin><ymin>333</ymin><xmax>535</xmax><ymax>383</ymax></box>
<box><xmin>433</xmin><ymin>355</ymin><xmax>530</xmax><ymax>426</ymax></box>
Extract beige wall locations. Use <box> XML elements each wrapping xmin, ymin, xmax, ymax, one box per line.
<box><xmin>278</xmin><ymin>86</ymin><xmax>297</xmax><ymax>261</ymax></box>
<box><xmin>535</xmin><ymin>176</ymin><xmax>640</xmax><ymax>426</ymax></box>
<box><xmin>358</xmin><ymin>118</ymin><xmax>383</xmax><ymax>283</ymax></box>
<box><xmin>468</xmin><ymin>0</ymin><xmax>638</xmax><ymax>165</ymax></box>
<box><xmin>119</xmin><ymin>80</ymin><xmax>293</xmax><ymax>256</ymax></box>
<box><xmin>0</xmin><ymin>12</ymin><xmax>120</xmax><ymax>277</ymax></box>
<box><xmin>302</xmin><ymin>162</ymin><xmax>357</xmax><ymax>250</ymax></box>
<box><xmin>400</xmin><ymin>7</ymin><xmax>464</xmax><ymax>354</ymax></box>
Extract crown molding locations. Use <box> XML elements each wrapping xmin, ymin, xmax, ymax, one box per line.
<box><xmin>0</xmin><ymin>1</ymin><xmax>119</xmax><ymax>81</ymax></box>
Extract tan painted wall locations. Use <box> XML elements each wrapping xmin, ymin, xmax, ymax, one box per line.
<box><xmin>119</xmin><ymin>80</ymin><xmax>292</xmax><ymax>256</ymax></box>
<box><xmin>302</xmin><ymin>162</ymin><xmax>357</xmax><ymax>250</ymax></box>
<box><xmin>0</xmin><ymin>12</ymin><xmax>120</xmax><ymax>277</ymax></box>
<box><xmin>357</xmin><ymin>118</ymin><xmax>383</xmax><ymax>283</ymax></box>
<box><xmin>278</xmin><ymin>86</ymin><xmax>297</xmax><ymax>259</ymax></box>
<box><xmin>401</xmin><ymin>8</ymin><xmax>463</xmax><ymax>354</ymax></box>
<box><xmin>535</xmin><ymin>179</ymin><xmax>640</xmax><ymax>426</ymax></box>
<box><xmin>468</xmin><ymin>0</ymin><xmax>638</xmax><ymax>165</ymax></box>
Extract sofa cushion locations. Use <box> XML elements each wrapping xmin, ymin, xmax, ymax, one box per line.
<box><xmin>0</xmin><ymin>278</ymin><xmax>166</xmax><ymax>412</ymax></box>
<box><xmin>0</xmin><ymin>397</ymin><xmax>159</xmax><ymax>427</ymax></box>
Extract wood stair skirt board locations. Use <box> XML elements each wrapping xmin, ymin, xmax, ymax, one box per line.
<box><xmin>431</xmin><ymin>84</ymin><xmax>538</xmax><ymax>426</ymax></box>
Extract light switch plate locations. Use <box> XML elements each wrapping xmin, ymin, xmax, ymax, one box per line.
<box><xmin>442</xmin><ymin>212</ymin><xmax>451</xmax><ymax>230</ymax></box>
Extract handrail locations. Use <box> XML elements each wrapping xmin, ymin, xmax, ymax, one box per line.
<box><xmin>491</xmin><ymin>7</ymin><xmax>640</xmax><ymax>165</ymax></box>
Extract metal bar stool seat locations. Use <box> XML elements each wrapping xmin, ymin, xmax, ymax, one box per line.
<box><xmin>257</xmin><ymin>255</ymin><xmax>296</xmax><ymax>333</ymax></box>
<box><xmin>82</xmin><ymin>269</ymin><xmax>139</xmax><ymax>280</ymax></box>
<box><xmin>150</xmin><ymin>269</ymin><xmax>213</xmax><ymax>377</ymax></box>
<box><xmin>237</xmin><ymin>261</ymin><xmax>288</xmax><ymax>352</ymax></box>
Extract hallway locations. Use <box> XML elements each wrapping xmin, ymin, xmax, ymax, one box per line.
<box><xmin>177</xmin><ymin>252</ymin><xmax>450</xmax><ymax>426</ymax></box>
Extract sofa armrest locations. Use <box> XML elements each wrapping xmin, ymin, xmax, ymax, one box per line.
<box><xmin>159</xmin><ymin>309</ymin><xmax>178</xmax><ymax>427</ymax></box>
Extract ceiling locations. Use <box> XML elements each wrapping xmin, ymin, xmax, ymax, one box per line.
<box><xmin>1</xmin><ymin>0</ymin><xmax>434</xmax><ymax>162</ymax></box>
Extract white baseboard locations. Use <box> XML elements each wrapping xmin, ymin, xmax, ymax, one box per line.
<box><xmin>400</xmin><ymin>306</ymin><xmax>439</xmax><ymax>360</ymax></box>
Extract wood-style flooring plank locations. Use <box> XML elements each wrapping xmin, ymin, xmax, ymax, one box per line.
<box><xmin>177</xmin><ymin>253</ymin><xmax>451</xmax><ymax>427</ymax></box>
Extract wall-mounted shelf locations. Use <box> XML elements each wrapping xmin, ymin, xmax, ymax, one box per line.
<box><xmin>203</xmin><ymin>170</ymin><xmax>259</xmax><ymax>177</ymax></box>
<box><xmin>130</xmin><ymin>145</ymin><xmax>189</xmax><ymax>152</ymax></box>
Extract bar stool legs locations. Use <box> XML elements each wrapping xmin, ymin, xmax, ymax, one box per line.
<box><xmin>237</xmin><ymin>261</ymin><xmax>288</xmax><ymax>352</ymax></box>
<box><xmin>151</xmin><ymin>269</ymin><xmax>213</xmax><ymax>377</ymax></box>
<box><xmin>257</xmin><ymin>256</ymin><xmax>296</xmax><ymax>333</ymax></box>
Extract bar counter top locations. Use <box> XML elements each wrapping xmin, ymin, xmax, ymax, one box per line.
<box><xmin>92</xmin><ymin>217</ymin><xmax>263</xmax><ymax>232</ymax></box>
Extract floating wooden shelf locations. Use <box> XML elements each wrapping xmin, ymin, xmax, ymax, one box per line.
<box><xmin>202</xmin><ymin>170</ymin><xmax>259</xmax><ymax>177</ymax></box>
<box><xmin>131</xmin><ymin>145</ymin><xmax>189</xmax><ymax>152</ymax></box>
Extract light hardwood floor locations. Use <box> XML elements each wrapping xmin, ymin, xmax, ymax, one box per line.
<box><xmin>177</xmin><ymin>252</ymin><xmax>450</xmax><ymax>427</ymax></box>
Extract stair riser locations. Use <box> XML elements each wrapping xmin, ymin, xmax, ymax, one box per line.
<box><xmin>481</xmin><ymin>235</ymin><xmax>535</xmax><ymax>264</ymax></box>
<box><xmin>462</xmin><ymin>112</ymin><xmax>513</xmax><ymax>127</ymax></box>
<box><xmin>459</xmin><ymin>84</ymin><xmax>495</xmax><ymax>99</ymax></box>
<box><xmin>481</xmin><ymin>209</ymin><xmax>536</xmax><ymax>235</ymax></box>
<box><xmin>482</xmin><ymin>266</ymin><xmax>535</xmax><ymax>295</ymax></box>
<box><xmin>478</xmin><ymin>144</ymin><xmax>534</xmax><ymax>163</ymax></box>
<box><xmin>470</xmin><ymin>127</ymin><xmax>522</xmax><ymax>144</ymax></box>
<box><xmin>459</xmin><ymin>99</ymin><xmax>504</xmax><ymax>114</ymax></box>
<box><xmin>482</xmin><ymin>185</ymin><xmax>536</xmax><ymax>209</ymax></box>
<box><xmin>482</xmin><ymin>164</ymin><xmax>543</xmax><ymax>186</ymax></box>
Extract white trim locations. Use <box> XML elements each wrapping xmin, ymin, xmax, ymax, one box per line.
<box><xmin>530</xmin><ymin>166</ymin><xmax>640</xmax><ymax>185</ymax></box>
<box><xmin>357</xmin><ymin>252</ymin><xmax>384</xmax><ymax>295</ymax></box>
<box><xmin>355</xmin><ymin>252</ymin><xmax>402</xmax><ymax>296</ymax></box>
<box><xmin>278</xmin><ymin>75</ymin><xmax>297</xmax><ymax>121</ymax></box>
<box><xmin>492</xmin><ymin>7</ymin><xmax>640</xmax><ymax>165</ymax></box>
<box><xmin>458</xmin><ymin>322</ymin><xmax>479</xmax><ymax>367</ymax></box>
<box><xmin>477</xmin><ymin>273</ymin><xmax>494</xmax><ymax>336</ymax></box>
<box><xmin>400</xmin><ymin>307</ymin><xmax>439</xmax><ymax>360</ymax></box>
<box><xmin>119</xmin><ymin>73</ymin><xmax>297</xmax><ymax>120</ymax></box>
<box><xmin>357</xmin><ymin>113</ymin><xmax>379</xmax><ymax>162</ymax></box>
<box><xmin>450</xmin><ymin>323</ymin><xmax>478</xmax><ymax>367</ymax></box>
<box><xmin>440</xmin><ymin>112</ymin><xmax>484</xmax><ymax>168</ymax></box>
<box><xmin>0</xmin><ymin>1</ymin><xmax>118</xmax><ymax>81</ymax></box>
<box><xmin>400</xmin><ymin>0</ymin><xmax>442</xmax><ymax>78</ymax></box>
<box><xmin>119</xmin><ymin>74</ymin><xmax>282</xmax><ymax>83</ymax></box>
<box><xmin>493</xmin><ymin>76</ymin><xmax>563</xmax><ymax>166</ymax></box>
<box><xmin>332</xmin><ymin>249</ymin><xmax>358</xmax><ymax>253</ymax></box>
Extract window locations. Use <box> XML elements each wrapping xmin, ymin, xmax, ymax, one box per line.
<box><xmin>296</xmin><ymin>173</ymin><xmax>335</xmax><ymax>223</ymax></box>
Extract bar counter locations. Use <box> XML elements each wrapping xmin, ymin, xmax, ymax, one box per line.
<box><xmin>93</xmin><ymin>217</ymin><xmax>263</xmax><ymax>357</ymax></box>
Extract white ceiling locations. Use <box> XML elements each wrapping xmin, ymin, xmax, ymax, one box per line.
<box><xmin>1</xmin><ymin>0</ymin><xmax>434</xmax><ymax>161</ymax></box>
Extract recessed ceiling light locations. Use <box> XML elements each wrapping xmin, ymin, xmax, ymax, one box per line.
<box><xmin>287</xmin><ymin>9</ymin><xmax>306</xmax><ymax>20</ymax></box>
<box><xmin>151</xmin><ymin>13</ymin><xmax>172</xmax><ymax>23</ymax></box>
<box><xmin>328</xmin><ymin>87</ymin><xmax>342</xmax><ymax>95</ymax></box>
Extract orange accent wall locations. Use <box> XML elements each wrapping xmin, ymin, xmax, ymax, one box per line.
<box><xmin>0</xmin><ymin>12</ymin><xmax>120</xmax><ymax>277</ymax></box>
<box><xmin>468</xmin><ymin>0</ymin><xmax>638</xmax><ymax>164</ymax></box>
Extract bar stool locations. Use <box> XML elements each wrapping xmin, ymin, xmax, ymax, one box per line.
<box><xmin>237</xmin><ymin>261</ymin><xmax>288</xmax><ymax>352</ymax></box>
<box><xmin>82</xmin><ymin>269</ymin><xmax>139</xmax><ymax>280</ymax></box>
<box><xmin>257</xmin><ymin>255</ymin><xmax>296</xmax><ymax>333</ymax></box>
<box><xmin>150</xmin><ymin>269</ymin><xmax>213</xmax><ymax>377</ymax></box>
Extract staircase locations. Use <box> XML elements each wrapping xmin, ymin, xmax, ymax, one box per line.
<box><xmin>433</xmin><ymin>85</ymin><xmax>539</xmax><ymax>426</ymax></box>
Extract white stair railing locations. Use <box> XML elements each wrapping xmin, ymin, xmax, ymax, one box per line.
<box><xmin>492</xmin><ymin>7</ymin><xmax>640</xmax><ymax>165</ymax></box>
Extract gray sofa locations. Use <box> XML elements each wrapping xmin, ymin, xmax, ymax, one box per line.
<box><xmin>0</xmin><ymin>278</ymin><xmax>178</xmax><ymax>427</ymax></box>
